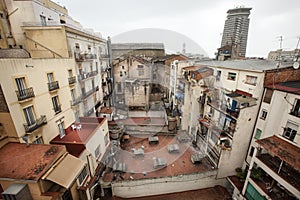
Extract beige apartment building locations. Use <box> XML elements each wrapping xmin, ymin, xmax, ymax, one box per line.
<box><xmin>0</xmin><ymin>0</ymin><xmax>111</xmax><ymax>145</ymax></box>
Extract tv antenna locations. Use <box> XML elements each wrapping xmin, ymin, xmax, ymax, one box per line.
<box><xmin>293</xmin><ymin>36</ymin><xmax>300</xmax><ymax>69</ymax></box>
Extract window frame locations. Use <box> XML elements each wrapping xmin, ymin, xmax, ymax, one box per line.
<box><xmin>58</xmin><ymin>121</ymin><xmax>65</xmax><ymax>138</ymax></box>
<box><xmin>260</xmin><ymin>109</ymin><xmax>268</xmax><ymax>120</ymax></box>
<box><xmin>245</xmin><ymin>75</ymin><xmax>257</xmax><ymax>86</ymax></box>
<box><xmin>227</xmin><ymin>72</ymin><xmax>236</xmax><ymax>81</ymax></box>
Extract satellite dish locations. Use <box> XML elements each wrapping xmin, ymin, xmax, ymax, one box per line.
<box><xmin>293</xmin><ymin>62</ymin><xmax>299</xmax><ymax>69</ymax></box>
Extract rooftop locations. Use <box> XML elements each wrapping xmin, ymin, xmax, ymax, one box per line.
<box><xmin>108</xmin><ymin>117</ymin><xmax>166</xmax><ymax>126</ymax></box>
<box><xmin>0</xmin><ymin>143</ymin><xmax>65</xmax><ymax>181</ymax></box>
<box><xmin>257</xmin><ymin>135</ymin><xmax>300</xmax><ymax>172</ymax></box>
<box><xmin>196</xmin><ymin>59</ymin><xmax>292</xmax><ymax>72</ymax></box>
<box><xmin>112</xmin><ymin>43</ymin><xmax>164</xmax><ymax>50</ymax></box>
<box><xmin>266</xmin><ymin>80</ymin><xmax>300</xmax><ymax>95</ymax></box>
<box><xmin>114</xmin><ymin>185</ymin><xmax>230</xmax><ymax>200</ymax></box>
<box><xmin>102</xmin><ymin>134</ymin><xmax>215</xmax><ymax>182</ymax></box>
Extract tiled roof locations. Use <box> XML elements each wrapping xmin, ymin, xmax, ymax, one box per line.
<box><xmin>256</xmin><ymin>135</ymin><xmax>300</xmax><ymax>172</ymax></box>
<box><xmin>112</xmin><ymin>43</ymin><xmax>164</xmax><ymax>50</ymax></box>
<box><xmin>0</xmin><ymin>49</ymin><xmax>30</xmax><ymax>58</ymax></box>
<box><xmin>195</xmin><ymin>60</ymin><xmax>293</xmax><ymax>72</ymax></box>
<box><xmin>266</xmin><ymin>80</ymin><xmax>300</xmax><ymax>95</ymax></box>
<box><xmin>0</xmin><ymin>143</ymin><xmax>65</xmax><ymax>181</ymax></box>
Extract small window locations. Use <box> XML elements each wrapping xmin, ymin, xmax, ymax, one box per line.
<box><xmin>283</xmin><ymin>121</ymin><xmax>298</xmax><ymax>142</ymax></box>
<box><xmin>227</xmin><ymin>72</ymin><xmax>236</xmax><ymax>81</ymax></box>
<box><xmin>104</xmin><ymin>133</ymin><xmax>109</xmax><ymax>146</ymax></box>
<box><xmin>33</xmin><ymin>137</ymin><xmax>43</xmax><ymax>144</ymax></box>
<box><xmin>58</xmin><ymin>122</ymin><xmax>65</xmax><ymax>138</ymax></box>
<box><xmin>263</xmin><ymin>89</ymin><xmax>273</xmax><ymax>104</ymax></box>
<box><xmin>255</xmin><ymin>128</ymin><xmax>262</xmax><ymax>139</ymax></box>
<box><xmin>87</xmin><ymin>45</ymin><xmax>91</xmax><ymax>50</ymax></box>
<box><xmin>68</xmin><ymin>69</ymin><xmax>73</xmax><ymax>77</ymax></box>
<box><xmin>137</xmin><ymin>65</ymin><xmax>144</xmax><ymax>68</ymax></box>
<box><xmin>245</xmin><ymin>75</ymin><xmax>257</xmax><ymax>85</ymax></box>
<box><xmin>75</xmin><ymin>43</ymin><xmax>80</xmax><ymax>49</ymax></box>
<box><xmin>121</xmin><ymin>66</ymin><xmax>125</xmax><ymax>70</ymax></box>
<box><xmin>260</xmin><ymin>109</ymin><xmax>267</xmax><ymax>120</ymax></box>
<box><xmin>40</xmin><ymin>15</ymin><xmax>46</xmax><ymax>26</ymax></box>
<box><xmin>291</xmin><ymin>99</ymin><xmax>300</xmax><ymax>117</ymax></box>
<box><xmin>95</xmin><ymin>144</ymin><xmax>101</xmax><ymax>159</ymax></box>
<box><xmin>78</xmin><ymin>166</ymin><xmax>88</xmax><ymax>185</ymax></box>
<box><xmin>138</xmin><ymin>70</ymin><xmax>144</xmax><ymax>76</ymax></box>
<box><xmin>249</xmin><ymin>146</ymin><xmax>255</xmax><ymax>157</ymax></box>
<box><xmin>52</xmin><ymin>96</ymin><xmax>61</xmax><ymax>114</ymax></box>
<box><xmin>216</xmin><ymin>70</ymin><xmax>221</xmax><ymax>81</ymax></box>
<box><xmin>120</xmin><ymin>71</ymin><xmax>123</xmax><ymax>77</ymax></box>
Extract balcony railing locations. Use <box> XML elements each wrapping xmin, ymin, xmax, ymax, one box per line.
<box><xmin>84</xmin><ymin>107</ymin><xmax>95</xmax><ymax>117</ymax></box>
<box><xmin>70</xmin><ymin>97</ymin><xmax>82</xmax><ymax>106</ymax></box>
<box><xmin>23</xmin><ymin>115</ymin><xmax>47</xmax><ymax>133</ymax></box>
<box><xmin>16</xmin><ymin>87</ymin><xmax>35</xmax><ymax>101</ymax></box>
<box><xmin>74</xmin><ymin>52</ymin><xmax>97</xmax><ymax>61</ymax></box>
<box><xmin>48</xmin><ymin>81</ymin><xmax>59</xmax><ymax>91</ymax></box>
<box><xmin>77</xmin><ymin>70</ymin><xmax>98</xmax><ymax>81</ymax></box>
<box><xmin>68</xmin><ymin>76</ymin><xmax>76</xmax><ymax>85</ymax></box>
<box><xmin>82</xmin><ymin>87</ymin><xmax>98</xmax><ymax>99</ymax></box>
<box><xmin>257</xmin><ymin>153</ymin><xmax>300</xmax><ymax>191</ymax></box>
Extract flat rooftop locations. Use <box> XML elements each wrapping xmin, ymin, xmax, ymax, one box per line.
<box><xmin>102</xmin><ymin>134</ymin><xmax>215</xmax><ymax>182</ymax></box>
<box><xmin>0</xmin><ymin>143</ymin><xmax>65</xmax><ymax>181</ymax></box>
<box><xmin>108</xmin><ymin>117</ymin><xmax>166</xmax><ymax>127</ymax></box>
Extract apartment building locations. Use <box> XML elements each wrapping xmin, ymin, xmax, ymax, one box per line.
<box><xmin>51</xmin><ymin>117</ymin><xmax>110</xmax><ymax>200</ymax></box>
<box><xmin>0</xmin><ymin>0</ymin><xmax>110</xmax><ymax>144</ymax></box>
<box><xmin>228</xmin><ymin>67</ymin><xmax>300</xmax><ymax>200</ymax></box>
<box><xmin>0</xmin><ymin>142</ymin><xmax>85</xmax><ymax>200</ymax></box>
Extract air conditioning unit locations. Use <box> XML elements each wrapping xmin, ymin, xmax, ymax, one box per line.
<box><xmin>2</xmin><ymin>184</ymin><xmax>33</xmax><ymax>200</ymax></box>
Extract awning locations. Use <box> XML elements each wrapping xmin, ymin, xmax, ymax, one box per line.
<box><xmin>43</xmin><ymin>154</ymin><xmax>85</xmax><ymax>188</ymax></box>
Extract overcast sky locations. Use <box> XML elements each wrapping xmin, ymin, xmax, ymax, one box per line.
<box><xmin>57</xmin><ymin>0</ymin><xmax>300</xmax><ymax>58</ymax></box>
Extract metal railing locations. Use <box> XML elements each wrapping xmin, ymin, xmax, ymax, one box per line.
<box><xmin>23</xmin><ymin>115</ymin><xmax>47</xmax><ymax>133</ymax></box>
<box><xmin>16</xmin><ymin>87</ymin><xmax>35</xmax><ymax>101</ymax></box>
<box><xmin>48</xmin><ymin>81</ymin><xmax>59</xmax><ymax>91</ymax></box>
<box><xmin>68</xmin><ymin>76</ymin><xmax>76</xmax><ymax>85</ymax></box>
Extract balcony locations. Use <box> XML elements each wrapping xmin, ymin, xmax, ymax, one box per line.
<box><xmin>23</xmin><ymin>115</ymin><xmax>47</xmax><ymax>133</ymax></box>
<box><xmin>84</xmin><ymin>107</ymin><xmax>95</xmax><ymax>117</ymax></box>
<box><xmin>77</xmin><ymin>70</ymin><xmax>98</xmax><ymax>82</ymax></box>
<box><xmin>256</xmin><ymin>153</ymin><xmax>300</xmax><ymax>191</ymax></box>
<box><xmin>48</xmin><ymin>81</ymin><xmax>59</xmax><ymax>92</ymax></box>
<box><xmin>74</xmin><ymin>52</ymin><xmax>97</xmax><ymax>62</ymax></box>
<box><xmin>82</xmin><ymin>87</ymin><xmax>98</xmax><ymax>99</ymax></box>
<box><xmin>70</xmin><ymin>96</ymin><xmax>82</xmax><ymax>106</ymax></box>
<box><xmin>16</xmin><ymin>87</ymin><xmax>35</xmax><ymax>101</ymax></box>
<box><xmin>68</xmin><ymin>76</ymin><xmax>76</xmax><ymax>85</ymax></box>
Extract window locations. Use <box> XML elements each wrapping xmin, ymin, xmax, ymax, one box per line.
<box><xmin>121</xmin><ymin>66</ymin><xmax>125</xmax><ymax>70</ymax></box>
<box><xmin>245</xmin><ymin>75</ymin><xmax>257</xmax><ymax>85</ymax></box>
<box><xmin>216</xmin><ymin>70</ymin><xmax>221</xmax><ymax>81</ymax></box>
<box><xmin>94</xmin><ymin>144</ymin><xmax>101</xmax><ymax>159</ymax></box>
<box><xmin>47</xmin><ymin>72</ymin><xmax>54</xmax><ymax>83</ymax></box>
<box><xmin>33</xmin><ymin>137</ymin><xmax>43</xmax><ymax>144</ymax></box>
<box><xmin>283</xmin><ymin>121</ymin><xmax>298</xmax><ymax>142</ymax></box>
<box><xmin>52</xmin><ymin>96</ymin><xmax>61</xmax><ymax>114</ymax></box>
<box><xmin>137</xmin><ymin>65</ymin><xmax>144</xmax><ymax>68</ymax></box>
<box><xmin>138</xmin><ymin>70</ymin><xmax>144</xmax><ymax>76</ymax></box>
<box><xmin>260</xmin><ymin>109</ymin><xmax>267</xmax><ymax>120</ymax></box>
<box><xmin>23</xmin><ymin>106</ymin><xmax>36</xmax><ymax>126</ymax></box>
<box><xmin>263</xmin><ymin>89</ymin><xmax>273</xmax><ymax>104</ymax></box>
<box><xmin>255</xmin><ymin>128</ymin><xmax>262</xmax><ymax>139</ymax></box>
<box><xmin>40</xmin><ymin>15</ymin><xmax>46</xmax><ymax>26</ymax></box>
<box><xmin>153</xmin><ymin>73</ymin><xmax>157</xmax><ymax>80</ymax></box>
<box><xmin>117</xmin><ymin>82</ymin><xmax>122</xmax><ymax>93</ymax></box>
<box><xmin>291</xmin><ymin>99</ymin><xmax>300</xmax><ymax>117</ymax></box>
<box><xmin>75</xmin><ymin>43</ymin><xmax>80</xmax><ymax>50</ymax></box>
<box><xmin>78</xmin><ymin>166</ymin><xmax>88</xmax><ymax>185</ymax></box>
<box><xmin>249</xmin><ymin>146</ymin><xmax>255</xmax><ymax>157</ymax></box>
<box><xmin>16</xmin><ymin>77</ymin><xmax>26</xmax><ymax>92</ymax></box>
<box><xmin>104</xmin><ymin>133</ymin><xmax>109</xmax><ymax>146</ymax></box>
<box><xmin>71</xmin><ymin>89</ymin><xmax>76</xmax><ymax>101</ymax></box>
<box><xmin>120</xmin><ymin>71</ymin><xmax>123</xmax><ymax>77</ymax></box>
<box><xmin>227</xmin><ymin>72</ymin><xmax>236</xmax><ymax>81</ymax></box>
<box><xmin>68</xmin><ymin>69</ymin><xmax>73</xmax><ymax>77</ymax></box>
<box><xmin>58</xmin><ymin>122</ymin><xmax>65</xmax><ymax>138</ymax></box>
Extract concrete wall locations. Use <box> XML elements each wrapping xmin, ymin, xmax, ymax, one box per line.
<box><xmin>111</xmin><ymin>170</ymin><xmax>224</xmax><ymax>198</ymax></box>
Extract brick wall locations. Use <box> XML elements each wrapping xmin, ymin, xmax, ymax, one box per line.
<box><xmin>264</xmin><ymin>67</ymin><xmax>300</xmax><ymax>86</ymax></box>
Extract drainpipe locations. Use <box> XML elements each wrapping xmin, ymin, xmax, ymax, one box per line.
<box><xmin>107</xmin><ymin>36</ymin><xmax>114</xmax><ymax>106</ymax></box>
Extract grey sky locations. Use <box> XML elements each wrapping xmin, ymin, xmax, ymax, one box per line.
<box><xmin>57</xmin><ymin>0</ymin><xmax>300</xmax><ymax>58</ymax></box>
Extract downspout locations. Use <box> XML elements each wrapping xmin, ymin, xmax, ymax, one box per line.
<box><xmin>2</xmin><ymin>0</ymin><xmax>17</xmax><ymax>47</ymax></box>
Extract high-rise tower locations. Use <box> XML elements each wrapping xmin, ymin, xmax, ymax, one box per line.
<box><xmin>220</xmin><ymin>6</ymin><xmax>252</xmax><ymax>59</ymax></box>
